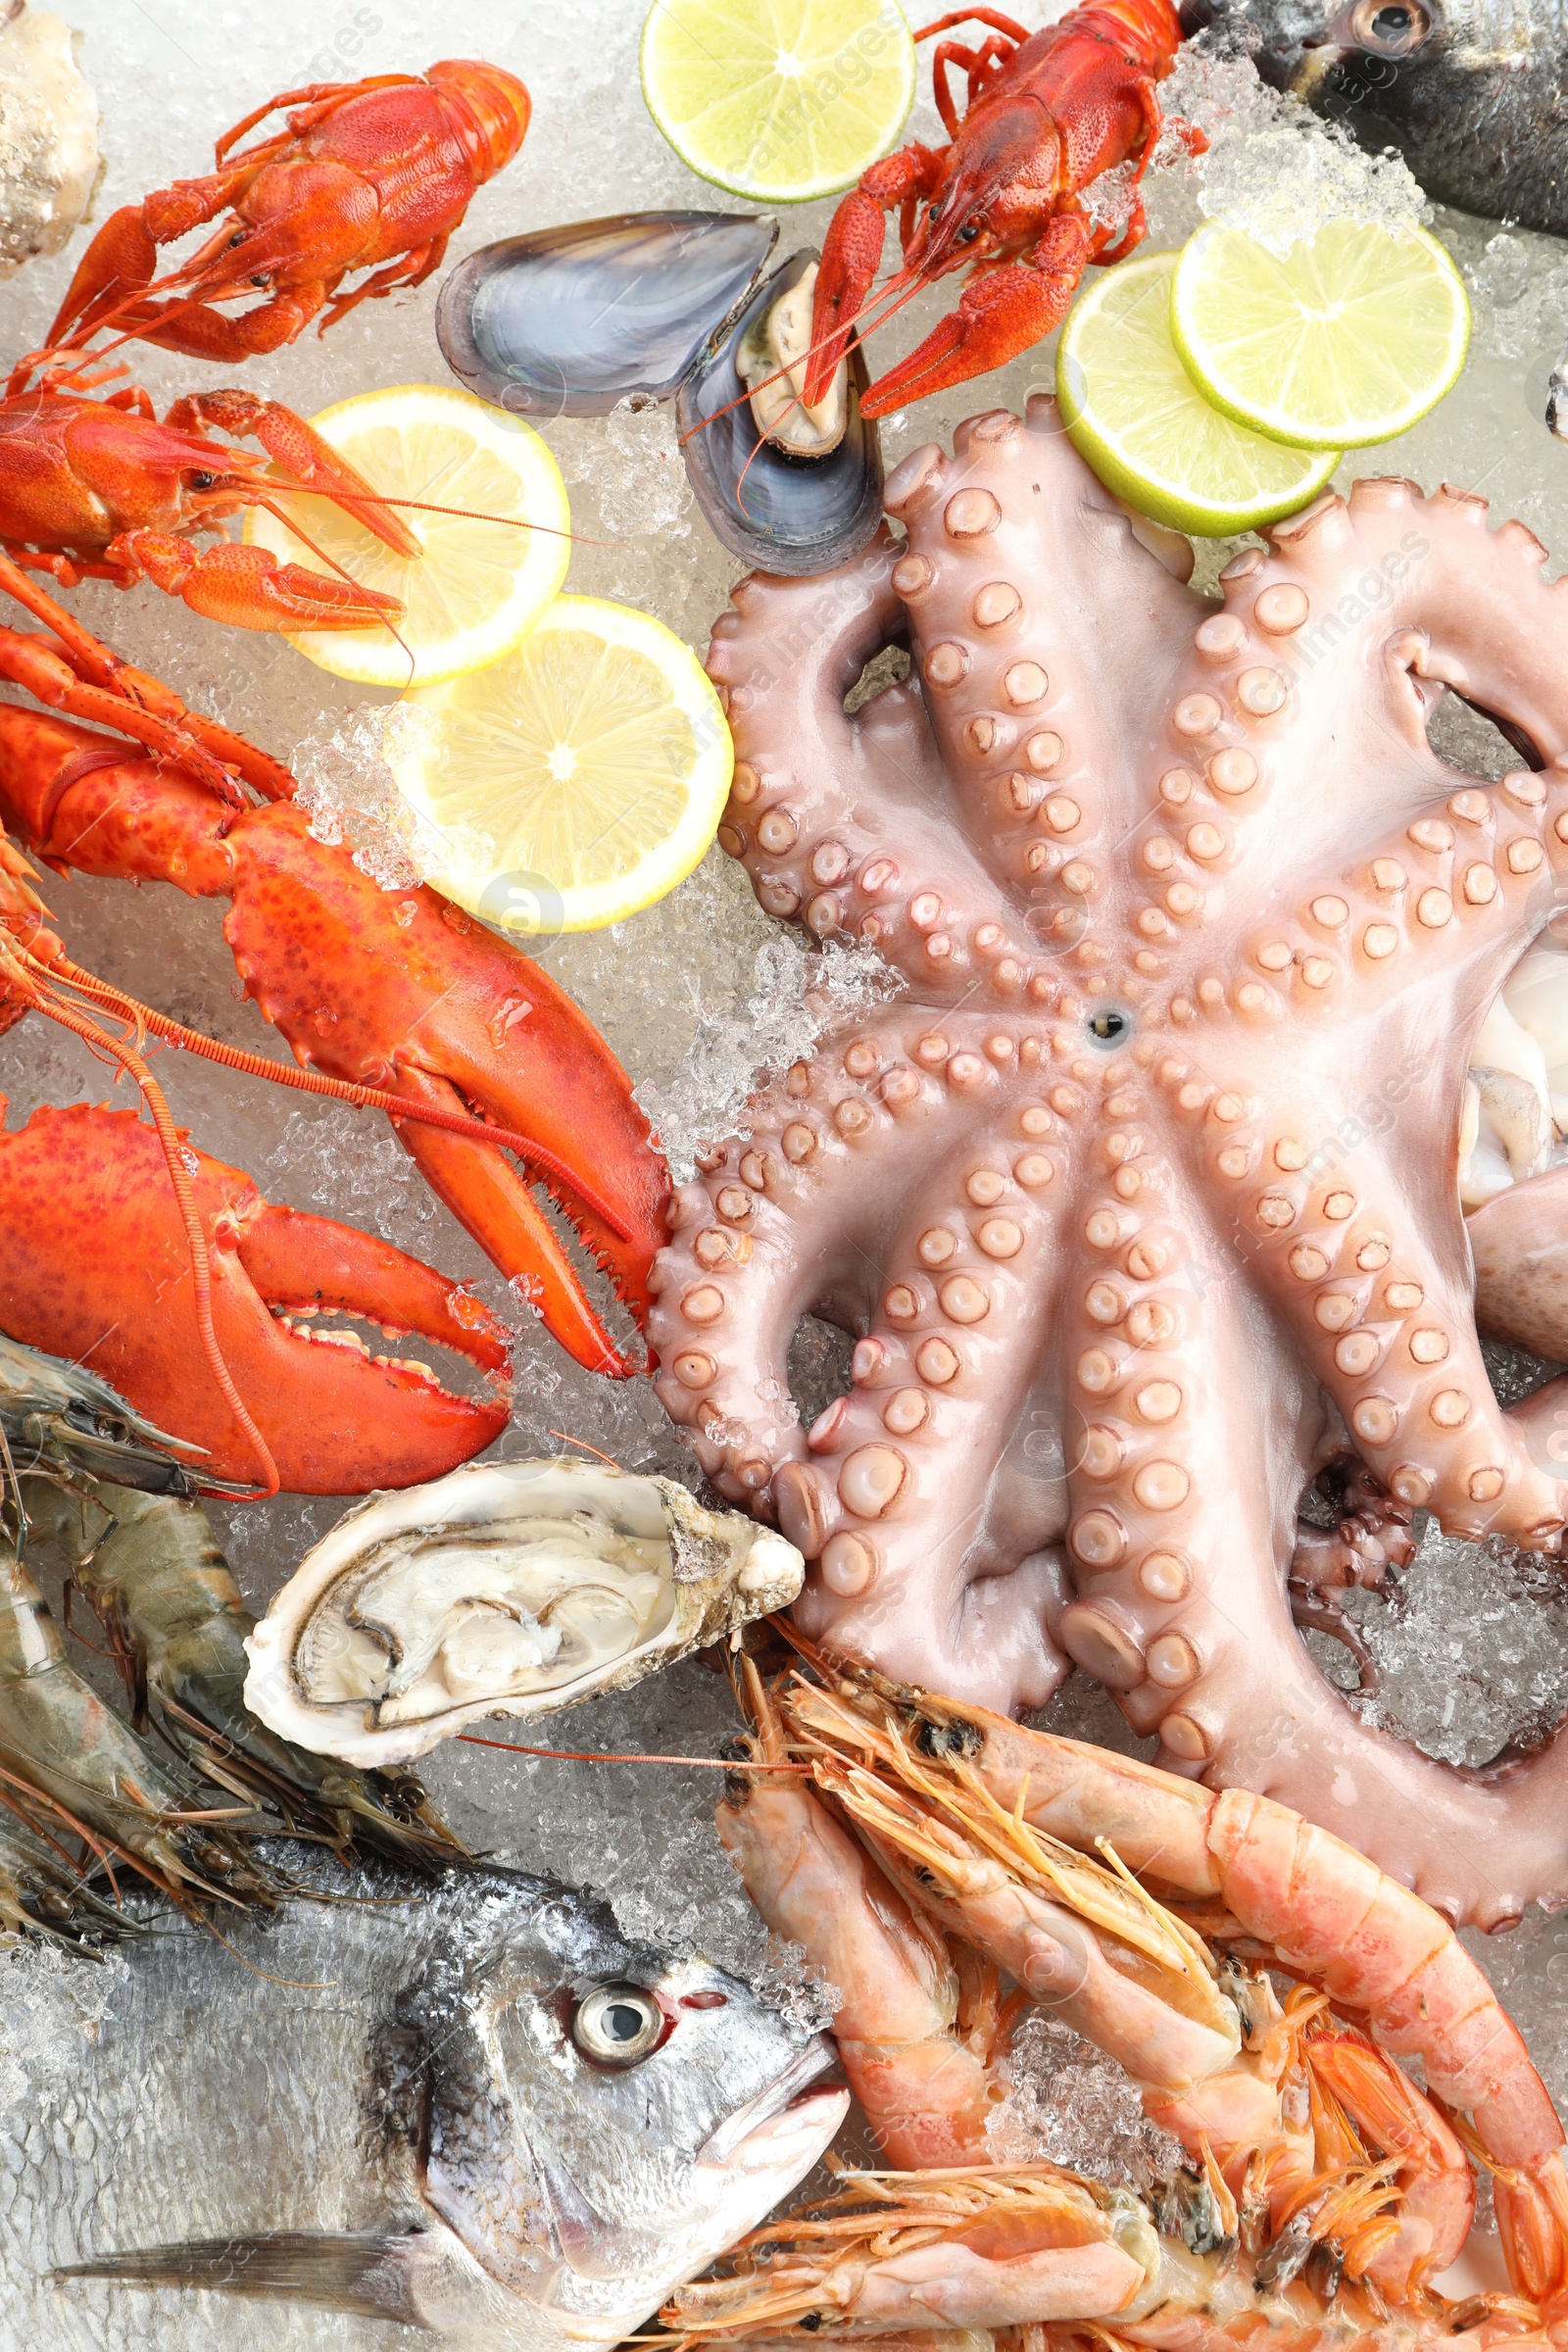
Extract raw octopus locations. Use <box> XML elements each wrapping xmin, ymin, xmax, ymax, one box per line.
<box><xmin>652</xmin><ymin>397</ymin><xmax>1568</xmax><ymax>1933</ymax></box>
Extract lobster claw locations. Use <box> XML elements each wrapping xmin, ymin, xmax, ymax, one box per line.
<box><xmin>220</xmin><ymin>808</ymin><xmax>671</xmax><ymax>1377</ymax></box>
<box><xmin>0</xmin><ymin>701</ymin><xmax>672</xmax><ymax>1377</ymax></box>
<box><xmin>0</xmin><ymin>1102</ymin><xmax>512</xmax><ymax>1494</ymax></box>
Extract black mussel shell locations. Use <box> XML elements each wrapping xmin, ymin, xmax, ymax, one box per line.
<box><xmin>436</xmin><ymin>212</ymin><xmax>779</xmax><ymax>419</ymax></box>
<box><xmin>676</xmin><ymin>249</ymin><xmax>884</xmax><ymax>578</ymax></box>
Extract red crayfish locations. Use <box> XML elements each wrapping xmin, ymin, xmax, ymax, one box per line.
<box><xmin>807</xmin><ymin>0</ymin><xmax>1203</xmax><ymax>417</ymax></box>
<box><xmin>0</xmin><ymin>373</ymin><xmax>415</xmax><ymax>635</ymax></box>
<box><xmin>42</xmin><ymin>59</ymin><xmax>531</xmax><ymax>362</ymax></box>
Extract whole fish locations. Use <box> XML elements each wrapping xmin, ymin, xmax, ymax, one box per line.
<box><xmin>1177</xmin><ymin>0</ymin><xmax>1568</xmax><ymax>234</ymax></box>
<box><xmin>0</xmin><ymin>1848</ymin><xmax>846</xmax><ymax>2350</ymax></box>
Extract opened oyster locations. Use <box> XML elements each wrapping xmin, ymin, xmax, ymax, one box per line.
<box><xmin>736</xmin><ymin>260</ymin><xmax>847</xmax><ymax>458</ymax></box>
<box><xmin>435</xmin><ymin>212</ymin><xmax>883</xmax><ymax>574</ymax></box>
<box><xmin>678</xmin><ymin>249</ymin><xmax>883</xmax><ymax>574</ymax></box>
<box><xmin>0</xmin><ymin>2</ymin><xmax>100</xmax><ymax>281</ymax></box>
<box><xmin>243</xmin><ymin>1457</ymin><xmax>804</xmax><ymax>1766</ymax></box>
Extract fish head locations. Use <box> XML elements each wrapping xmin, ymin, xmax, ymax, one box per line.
<box><xmin>1176</xmin><ymin>0</ymin><xmax>1437</xmax><ymax>93</ymax></box>
<box><xmin>398</xmin><ymin>1874</ymin><xmax>846</xmax><ymax>2341</ymax></box>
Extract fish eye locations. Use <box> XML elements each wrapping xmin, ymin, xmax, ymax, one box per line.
<box><xmin>1345</xmin><ymin>0</ymin><xmax>1431</xmax><ymax>52</ymax></box>
<box><xmin>571</xmin><ymin>1982</ymin><xmax>664</xmax><ymax>2066</ymax></box>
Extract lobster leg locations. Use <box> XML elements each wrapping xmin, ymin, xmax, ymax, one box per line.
<box><xmin>104</xmin><ymin>532</ymin><xmax>406</xmax><ymax>634</ymax></box>
<box><xmin>0</xmin><ymin>572</ymin><xmax>294</xmax><ymax>803</ymax></box>
<box><xmin>0</xmin><ymin>608</ymin><xmax>250</xmax><ymax>810</ymax></box>
<box><xmin>319</xmin><ymin>235</ymin><xmax>450</xmax><ymax>334</ymax></box>
<box><xmin>807</xmin><ymin>145</ymin><xmax>948</xmax><ymax>406</ymax></box>
<box><xmin>858</xmin><ymin>215</ymin><xmax>1093</xmax><ymax>417</ymax></box>
<box><xmin>929</xmin><ymin>34</ymin><xmax>1024</xmax><ymax>135</ymax></box>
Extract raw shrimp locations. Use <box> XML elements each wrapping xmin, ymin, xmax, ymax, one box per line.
<box><xmin>664</xmin><ymin>2161</ymin><xmax>1494</xmax><ymax>2350</ymax></box>
<box><xmin>24</xmin><ymin>1476</ymin><xmax>464</xmax><ymax>1867</ymax></box>
<box><xmin>718</xmin><ymin>1658</ymin><xmax>1568</xmax><ymax>2326</ymax></box>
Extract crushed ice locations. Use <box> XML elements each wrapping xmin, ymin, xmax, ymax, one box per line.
<box><xmin>987</xmin><ymin>2013</ymin><xmax>1185</xmax><ymax>2189</ymax></box>
<box><xmin>291</xmin><ymin>705</ymin><xmax>495</xmax><ymax>894</ymax></box>
<box><xmin>0</xmin><ymin>1939</ymin><xmax>127</xmax><ymax>2114</ymax></box>
<box><xmin>1155</xmin><ymin>44</ymin><xmax>1429</xmax><ymax>255</ymax></box>
<box><xmin>561</xmin><ymin>394</ymin><xmax>694</xmax><ymax>542</ymax></box>
<box><xmin>636</xmin><ymin>934</ymin><xmax>904</xmax><ymax>1182</ymax></box>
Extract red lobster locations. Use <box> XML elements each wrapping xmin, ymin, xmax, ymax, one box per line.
<box><xmin>807</xmin><ymin>0</ymin><xmax>1202</xmax><ymax>417</ymax></box>
<box><xmin>0</xmin><ymin>853</ymin><xmax>514</xmax><ymax>1496</ymax></box>
<box><xmin>0</xmin><ymin>375</ymin><xmax>414</xmax><ymax>634</ymax></box>
<box><xmin>42</xmin><ymin>61</ymin><xmax>531</xmax><ymax>363</ymax></box>
<box><xmin>0</xmin><ymin>563</ymin><xmax>670</xmax><ymax>1386</ymax></box>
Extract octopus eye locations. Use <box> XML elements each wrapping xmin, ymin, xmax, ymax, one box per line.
<box><xmin>1342</xmin><ymin>0</ymin><xmax>1431</xmax><ymax>51</ymax></box>
<box><xmin>571</xmin><ymin>1982</ymin><xmax>663</xmax><ymax>2066</ymax></box>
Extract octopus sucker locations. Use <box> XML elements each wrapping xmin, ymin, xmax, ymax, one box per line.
<box><xmin>655</xmin><ymin>396</ymin><xmax>1568</xmax><ymax>1929</ymax></box>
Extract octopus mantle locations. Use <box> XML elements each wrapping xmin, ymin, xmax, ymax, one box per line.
<box><xmin>650</xmin><ymin>398</ymin><xmax>1568</xmax><ymax>1930</ymax></box>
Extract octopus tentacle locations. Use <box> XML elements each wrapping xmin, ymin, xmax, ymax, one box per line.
<box><xmin>1162</xmin><ymin>1075</ymin><xmax>1563</xmax><ymax>1542</ymax></box>
<box><xmin>666</xmin><ymin>403</ymin><xmax>1568</xmax><ymax>1925</ymax></box>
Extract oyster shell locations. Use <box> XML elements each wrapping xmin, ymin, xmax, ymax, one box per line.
<box><xmin>242</xmin><ymin>1456</ymin><xmax>803</xmax><ymax>1766</ymax></box>
<box><xmin>736</xmin><ymin>260</ymin><xmax>848</xmax><ymax>458</ymax></box>
<box><xmin>0</xmin><ymin>3</ymin><xmax>100</xmax><ymax>281</ymax></box>
<box><xmin>435</xmin><ymin>210</ymin><xmax>779</xmax><ymax>417</ymax></box>
<box><xmin>677</xmin><ymin>249</ymin><xmax>884</xmax><ymax>576</ymax></box>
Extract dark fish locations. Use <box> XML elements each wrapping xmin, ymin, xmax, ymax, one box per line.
<box><xmin>2</xmin><ymin>1847</ymin><xmax>845</xmax><ymax>2349</ymax></box>
<box><xmin>1177</xmin><ymin>0</ymin><xmax>1568</xmax><ymax>233</ymax></box>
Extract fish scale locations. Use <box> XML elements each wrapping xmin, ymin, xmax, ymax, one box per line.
<box><xmin>0</xmin><ymin>1849</ymin><xmax>845</xmax><ymax>2351</ymax></box>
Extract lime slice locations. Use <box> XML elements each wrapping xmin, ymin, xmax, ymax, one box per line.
<box><xmin>641</xmin><ymin>0</ymin><xmax>916</xmax><ymax>203</ymax></box>
<box><xmin>385</xmin><ymin>595</ymin><xmax>733</xmax><ymax>935</ymax></box>
<box><xmin>1056</xmin><ymin>254</ymin><xmax>1340</xmax><ymax>537</ymax></box>
<box><xmin>1171</xmin><ymin>216</ymin><xmax>1470</xmax><ymax>451</ymax></box>
<box><xmin>243</xmin><ymin>383</ymin><xmax>570</xmax><ymax>687</ymax></box>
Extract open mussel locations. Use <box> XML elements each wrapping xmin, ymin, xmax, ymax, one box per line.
<box><xmin>435</xmin><ymin>213</ymin><xmax>884</xmax><ymax>575</ymax></box>
<box><xmin>242</xmin><ymin>1456</ymin><xmax>804</xmax><ymax>1767</ymax></box>
<box><xmin>435</xmin><ymin>210</ymin><xmax>779</xmax><ymax>417</ymax></box>
<box><xmin>678</xmin><ymin>248</ymin><xmax>883</xmax><ymax>574</ymax></box>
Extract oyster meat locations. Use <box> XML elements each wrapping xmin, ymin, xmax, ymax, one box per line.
<box><xmin>736</xmin><ymin>261</ymin><xmax>848</xmax><ymax>458</ymax></box>
<box><xmin>677</xmin><ymin>248</ymin><xmax>884</xmax><ymax>576</ymax></box>
<box><xmin>0</xmin><ymin>2</ymin><xmax>99</xmax><ymax>281</ymax></box>
<box><xmin>243</xmin><ymin>1456</ymin><xmax>804</xmax><ymax>1765</ymax></box>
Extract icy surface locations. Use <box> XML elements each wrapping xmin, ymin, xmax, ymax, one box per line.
<box><xmin>637</xmin><ymin>928</ymin><xmax>902</xmax><ymax>1180</ymax></box>
<box><xmin>1157</xmin><ymin>45</ymin><xmax>1429</xmax><ymax>255</ymax></box>
<box><xmin>988</xmin><ymin>2014</ymin><xmax>1186</xmax><ymax>2188</ymax></box>
<box><xmin>0</xmin><ymin>0</ymin><xmax>1567</xmax><ymax>2336</ymax></box>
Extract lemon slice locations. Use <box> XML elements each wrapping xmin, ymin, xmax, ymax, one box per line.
<box><xmin>1057</xmin><ymin>254</ymin><xmax>1340</xmax><ymax>537</ymax></box>
<box><xmin>641</xmin><ymin>0</ymin><xmax>916</xmax><ymax>203</ymax></box>
<box><xmin>384</xmin><ymin>595</ymin><xmax>733</xmax><ymax>935</ymax></box>
<box><xmin>243</xmin><ymin>383</ymin><xmax>570</xmax><ymax>687</ymax></box>
<box><xmin>1171</xmin><ymin>216</ymin><xmax>1470</xmax><ymax>452</ymax></box>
